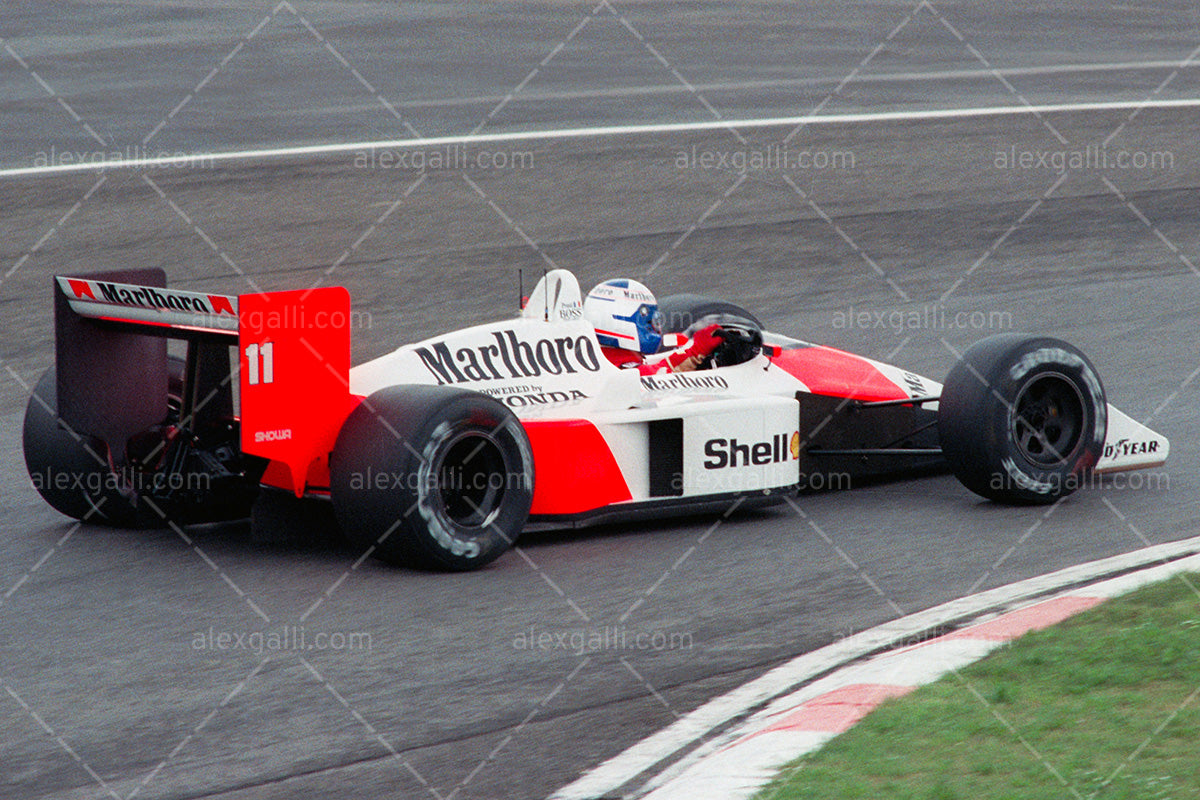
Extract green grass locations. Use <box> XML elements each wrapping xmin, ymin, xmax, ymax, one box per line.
<box><xmin>759</xmin><ymin>574</ymin><xmax>1200</xmax><ymax>800</ymax></box>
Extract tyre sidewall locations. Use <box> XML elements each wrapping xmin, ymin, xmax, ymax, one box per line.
<box><xmin>331</xmin><ymin>387</ymin><xmax>534</xmax><ymax>570</ymax></box>
<box><xmin>940</xmin><ymin>336</ymin><xmax>1106</xmax><ymax>503</ymax></box>
<box><xmin>408</xmin><ymin>398</ymin><xmax>533</xmax><ymax>568</ymax></box>
<box><xmin>23</xmin><ymin>367</ymin><xmax>142</xmax><ymax>525</ymax></box>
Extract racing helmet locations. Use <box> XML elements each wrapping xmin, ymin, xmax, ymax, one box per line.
<box><xmin>584</xmin><ymin>279</ymin><xmax>663</xmax><ymax>354</ymax></box>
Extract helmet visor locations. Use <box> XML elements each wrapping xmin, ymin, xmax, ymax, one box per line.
<box><xmin>634</xmin><ymin>304</ymin><xmax>664</xmax><ymax>353</ymax></box>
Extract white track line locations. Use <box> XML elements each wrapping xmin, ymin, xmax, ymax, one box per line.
<box><xmin>392</xmin><ymin>58</ymin><xmax>1200</xmax><ymax>109</ymax></box>
<box><xmin>549</xmin><ymin>532</ymin><xmax>1200</xmax><ymax>800</ymax></box>
<box><xmin>3</xmin><ymin>97</ymin><xmax>1200</xmax><ymax>180</ymax></box>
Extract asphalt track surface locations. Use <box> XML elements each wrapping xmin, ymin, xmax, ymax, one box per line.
<box><xmin>1</xmin><ymin>2</ymin><xmax>1199</xmax><ymax>799</ymax></box>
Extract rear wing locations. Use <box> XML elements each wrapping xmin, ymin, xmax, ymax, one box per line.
<box><xmin>56</xmin><ymin>273</ymin><xmax>239</xmax><ymax>334</ymax></box>
<box><xmin>55</xmin><ymin>268</ymin><xmax>355</xmax><ymax>495</ymax></box>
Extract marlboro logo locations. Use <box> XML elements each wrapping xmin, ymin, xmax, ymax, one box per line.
<box><xmin>62</xmin><ymin>277</ymin><xmax>235</xmax><ymax>316</ymax></box>
<box><xmin>415</xmin><ymin>331</ymin><xmax>602</xmax><ymax>385</ymax></box>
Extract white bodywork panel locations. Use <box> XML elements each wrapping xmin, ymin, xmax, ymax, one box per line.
<box><xmin>1096</xmin><ymin>405</ymin><xmax>1169</xmax><ymax>473</ymax></box>
<box><xmin>349</xmin><ymin>271</ymin><xmax>1168</xmax><ymax>503</ymax></box>
<box><xmin>585</xmin><ymin>397</ymin><xmax>802</xmax><ymax>502</ymax></box>
<box><xmin>519</xmin><ymin>268</ymin><xmax>585</xmax><ymax>323</ymax></box>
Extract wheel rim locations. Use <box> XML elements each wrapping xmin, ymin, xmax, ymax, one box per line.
<box><xmin>434</xmin><ymin>430</ymin><xmax>509</xmax><ymax>530</ymax></box>
<box><xmin>1010</xmin><ymin>372</ymin><xmax>1086</xmax><ymax>467</ymax></box>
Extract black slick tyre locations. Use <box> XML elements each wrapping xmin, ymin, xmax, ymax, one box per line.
<box><xmin>23</xmin><ymin>367</ymin><xmax>142</xmax><ymax>525</ymax></box>
<box><xmin>330</xmin><ymin>386</ymin><xmax>534</xmax><ymax>571</ymax></box>
<box><xmin>938</xmin><ymin>334</ymin><xmax>1106</xmax><ymax>504</ymax></box>
<box><xmin>24</xmin><ymin>360</ymin><xmax>186</xmax><ymax>527</ymax></box>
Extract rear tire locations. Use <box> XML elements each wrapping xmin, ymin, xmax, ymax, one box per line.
<box><xmin>938</xmin><ymin>334</ymin><xmax>1106</xmax><ymax>504</ymax></box>
<box><xmin>23</xmin><ymin>367</ymin><xmax>141</xmax><ymax>525</ymax></box>
<box><xmin>330</xmin><ymin>386</ymin><xmax>534</xmax><ymax>571</ymax></box>
<box><xmin>23</xmin><ymin>361</ymin><xmax>185</xmax><ymax>526</ymax></box>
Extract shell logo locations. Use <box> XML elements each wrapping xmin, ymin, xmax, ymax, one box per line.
<box><xmin>790</xmin><ymin>431</ymin><xmax>801</xmax><ymax>459</ymax></box>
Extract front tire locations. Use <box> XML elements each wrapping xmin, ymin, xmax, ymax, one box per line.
<box><xmin>330</xmin><ymin>386</ymin><xmax>534</xmax><ymax>571</ymax></box>
<box><xmin>938</xmin><ymin>334</ymin><xmax>1106</xmax><ymax>504</ymax></box>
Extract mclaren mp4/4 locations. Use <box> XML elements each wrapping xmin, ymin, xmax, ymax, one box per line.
<box><xmin>24</xmin><ymin>268</ymin><xmax>1168</xmax><ymax>570</ymax></box>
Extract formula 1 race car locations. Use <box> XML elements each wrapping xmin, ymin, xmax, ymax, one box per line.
<box><xmin>24</xmin><ymin>268</ymin><xmax>1169</xmax><ymax>570</ymax></box>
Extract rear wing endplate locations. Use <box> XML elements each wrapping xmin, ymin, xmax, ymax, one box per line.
<box><xmin>55</xmin><ymin>269</ymin><xmax>354</xmax><ymax>496</ymax></box>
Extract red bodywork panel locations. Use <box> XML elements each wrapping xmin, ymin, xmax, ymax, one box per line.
<box><xmin>265</xmin><ymin>412</ymin><xmax>633</xmax><ymax>512</ymax></box>
<box><xmin>524</xmin><ymin>419</ymin><xmax>632</xmax><ymax>514</ymax></box>
<box><xmin>240</xmin><ymin>289</ymin><xmax>357</xmax><ymax>496</ymax></box>
<box><xmin>769</xmin><ymin>346</ymin><xmax>908</xmax><ymax>402</ymax></box>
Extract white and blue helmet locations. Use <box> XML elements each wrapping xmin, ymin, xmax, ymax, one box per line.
<box><xmin>584</xmin><ymin>279</ymin><xmax>663</xmax><ymax>354</ymax></box>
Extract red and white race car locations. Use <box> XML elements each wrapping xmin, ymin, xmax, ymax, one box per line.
<box><xmin>25</xmin><ymin>268</ymin><xmax>1168</xmax><ymax>570</ymax></box>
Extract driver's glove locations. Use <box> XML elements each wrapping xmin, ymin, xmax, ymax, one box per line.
<box><xmin>660</xmin><ymin>323</ymin><xmax>723</xmax><ymax>372</ymax></box>
<box><xmin>689</xmin><ymin>324</ymin><xmax>724</xmax><ymax>356</ymax></box>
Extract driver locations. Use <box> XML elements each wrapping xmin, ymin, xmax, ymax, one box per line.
<box><xmin>583</xmin><ymin>279</ymin><xmax>723</xmax><ymax>375</ymax></box>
